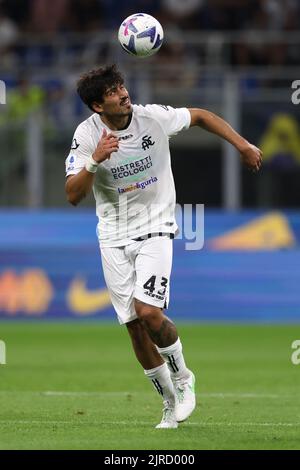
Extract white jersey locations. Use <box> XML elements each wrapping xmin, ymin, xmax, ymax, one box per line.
<box><xmin>65</xmin><ymin>104</ymin><xmax>191</xmax><ymax>247</ymax></box>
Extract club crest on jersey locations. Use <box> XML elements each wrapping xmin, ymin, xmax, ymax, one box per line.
<box><xmin>71</xmin><ymin>138</ymin><xmax>80</xmax><ymax>150</ymax></box>
<box><xmin>142</xmin><ymin>135</ymin><xmax>155</xmax><ymax>151</ymax></box>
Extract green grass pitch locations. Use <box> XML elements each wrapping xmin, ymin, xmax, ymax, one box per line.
<box><xmin>0</xmin><ymin>322</ymin><xmax>299</xmax><ymax>450</ymax></box>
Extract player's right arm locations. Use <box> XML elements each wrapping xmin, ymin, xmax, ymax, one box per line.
<box><xmin>65</xmin><ymin>128</ymin><xmax>119</xmax><ymax>206</ymax></box>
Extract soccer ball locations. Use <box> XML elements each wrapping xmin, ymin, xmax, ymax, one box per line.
<box><xmin>118</xmin><ymin>13</ymin><xmax>164</xmax><ymax>58</ymax></box>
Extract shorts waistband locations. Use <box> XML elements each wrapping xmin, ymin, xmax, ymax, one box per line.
<box><xmin>132</xmin><ymin>232</ymin><xmax>175</xmax><ymax>242</ymax></box>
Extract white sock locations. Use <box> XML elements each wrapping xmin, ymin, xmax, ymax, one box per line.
<box><xmin>144</xmin><ymin>362</ymin><xmax>175</xmax><ymax>406</ymax></box>
<box><xmin>156</xmin><ymin>338</ymin><xmax>190</xmax><ymax>381</ymax></box>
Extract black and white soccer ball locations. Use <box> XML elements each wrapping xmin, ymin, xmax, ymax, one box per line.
<box><xmin>118</xmin><ymin>13</ymin><xmax>164</xmax><ymax>58</ymax></box>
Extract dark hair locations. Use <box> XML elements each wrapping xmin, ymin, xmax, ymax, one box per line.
<box><xmin>76</xmin><ymin>64</ymin><xmax>124</xmax><ymax>112</ymax></box>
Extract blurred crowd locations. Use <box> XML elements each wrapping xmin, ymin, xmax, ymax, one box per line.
<box><xmin>1</xmin><ymin>0</ymin><xmax>299</xmax><ymax>33</ymax></box>
<box><xmin>1</xmin><ymin>0</ymin><xmax>299</xmax><ymax>149</ymax></box>
<box><xmin>1</xmin><ymin>0</ymin><xmax>300</xmax><ymax>68</ymax></box>
<box><xmin>0</xmin><ymin>1</ymin><xmax>300</xmax><ymax>207</ymax></box>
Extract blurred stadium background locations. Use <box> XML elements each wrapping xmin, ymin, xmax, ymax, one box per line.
<box><xmin>0</xmin><ymin>0</ymin><xmax>299</xmax><ymax>321</ymax></box>
<box><xmin>1</xmin><ymin>0</ymin><xmax>300</xmax><ymax>450</ymax></box>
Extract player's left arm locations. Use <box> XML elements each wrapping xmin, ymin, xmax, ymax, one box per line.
<box><xmin>188</xmin><ymin>108</ymin><xmax>262</xmax><ymax>172</ymax></box>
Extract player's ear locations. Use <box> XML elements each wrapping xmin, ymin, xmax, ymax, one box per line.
<box><xmin>92</xmin><ymin>101</ymin><xmax>103</xmax><ymax>113</ymax></box>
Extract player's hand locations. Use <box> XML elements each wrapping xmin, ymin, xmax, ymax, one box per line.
<box><xmin>239</xmin><ymin>143</ymin><xmax>263</xmax><ymax>172</ymax></box>
<box><xmin>92</xmin><ymin>128</ymin><xmax>119</xmax><ymax>163</ymax></box>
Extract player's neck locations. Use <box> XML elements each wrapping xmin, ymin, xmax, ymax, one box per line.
<box><xmin>100</xmin><ymin>113</ymin><xmax>132</xmax><ymax>131</ymax></box>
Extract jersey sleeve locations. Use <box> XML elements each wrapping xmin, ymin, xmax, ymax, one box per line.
<box><xmin>143</xmin><ymin>104</ymin><xmax>191</xmax><ymax>137</ymax></box>
<box><xmin>65</xmin><ymin>123</ymin><xmax>94</xmax><ymax>177</ymax></box>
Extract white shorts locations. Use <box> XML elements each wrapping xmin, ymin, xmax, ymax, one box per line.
<box><xmin>100</xmin><ymin>236</ymin><xmax>173</xmax><ymax>325</ymax></box>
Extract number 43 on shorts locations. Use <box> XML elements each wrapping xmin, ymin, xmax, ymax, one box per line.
<box><xmin>143</xmin><ymin>275</ymin><xmax>168</xmax><ymax>300</ymax></box>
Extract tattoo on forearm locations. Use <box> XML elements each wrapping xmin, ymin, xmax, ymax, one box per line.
<box><xmin>143</xmin><ymin>316</ymin><xmax>178</xmax><ymax>348</ymax></box>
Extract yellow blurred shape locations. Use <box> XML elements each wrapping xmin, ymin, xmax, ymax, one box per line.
<box><xmin>210</xmin><ymin>212</ymin><xmax>296</xmax><ymax>250</ymax></box>
<box><xmin>0</xmin><ymin>269</ymin><xmax>53</xmax><ymax>315</ymax></box>
<box><xmin>67</xmin><ymin>278</ymin><xmax>111</xmax><ymax>315</ymax></box>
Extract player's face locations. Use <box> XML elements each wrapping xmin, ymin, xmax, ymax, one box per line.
<box><xmin>98</xmin><ymin>84</ymin><xmax>132</xmax><ymax>117</ymax></box>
